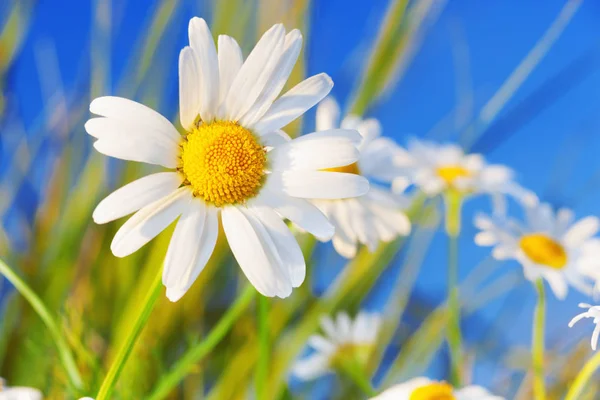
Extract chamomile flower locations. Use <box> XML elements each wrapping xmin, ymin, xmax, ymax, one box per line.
<box><xmin>292</xmin><ymin>311</ymin><xmax>381</xmax><ymax>381</ymax></box>
<box><xmin>474</xmin><ymin>202</ymin><xmax>600</xmax><ymax>299</ymax></box>
<box><xmin>86</xmin><ymin>18</ymin><xmax>369</xmax><ymax>301</ymax></box>
<box><xmin>370</xmin><ymin>377</ymin><xmax>504</xmax><ymax>400</ymax></box>
<box><xmin>0</xmin><ymin>378</ymin><xmax>42</xmax><ymax>400</ymax></box>
<box><xmin>304</xmin><ymin>97</ymin><xmax>411</xmax><ymax>258</ymax></box>
<box><xmin>393</xmin><ymin>139</ymin><xmax>529</xmax><ymax>202</ymax></box>
<box><xmin>569</xmin><ymin>303</ymin><xmax>600</xmax><ymax>350</ymax></box>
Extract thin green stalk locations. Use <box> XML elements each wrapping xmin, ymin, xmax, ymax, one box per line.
<box><xmin>337</xmin><ymin>359</ymin><xmax>377</xmax><ymax>397</ymax></box>
<box><xmin>0</xmin><ymin>257</ymin><xmax>83</xmax><ymax>389</ymax></box>
<box><xmin>96</xmin><ymin>269</ymin><xmax>163</xmax><ymax>400</ymax></box>
<box><xmin>532</xmin><ymin>279</ymin><xmax>546</xmax><ymax>400</ymax></box>
<box><xmin>565</xmin><ymin>350</ymin><xmax>600</xmax><ymax>400</ymax></box>
<box><xmin>256</xmin><ymin>293</ymin><xmax>269</xmax><ymax>400</ymax></box>
<box><xmin>148</xmin><ymin>285</ymin><xmax>255</xmax><ymax>400</ymax></box>
<box><xmin>444</xmin><ymin>190</ymin><xmax>463</xmax><ymax>387</ymax></box>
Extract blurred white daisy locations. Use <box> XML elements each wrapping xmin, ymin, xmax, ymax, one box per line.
<box><xmin>0</xmin><ymin>378</ymin><xmax>42</xmax><ymax>400</ymax></box>
<box><xmin>304</xmin><ymin>97</ymin><xmax>411</xmax><ymax>258</ymax></box>
<box><xmin>370</xmin><ymin>377</ymin><xmax>504</xmax><ymax>400</ymax></box>
<box><xmin>474</xmin><ymin>201</ymin><xmax>600</xmax><ymax>299</ymax></box>
<box><xmin>393</xmin><ymin>139</ymin><xmax>530</xmax><ymax>202</ymax></box>
<box><xmin>569</xmin><ymin>303</ymin><xmax>600</xmax><ymax>350</ymax></box>
<box><xmin>85</xmin><ymin>18</ymin><xmax>369</xmax><ymax>301</ymax></box>
<box><xmin>292</xmin><ymin>311</ymin><xmax>381</xmax><ymax>381</ymax></box>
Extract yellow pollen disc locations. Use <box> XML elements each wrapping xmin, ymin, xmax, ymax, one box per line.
<box><xmin>329</xmin><ymin>343</ymin><xmax>372</xmax><ymax>368</ymax></box>
<box><xmin>519</xmin><ymin>233</ymin><xmax>567</xmax><ymax>269</ymax></box>
<box><xmin>436</xmin><ymin>165</ymin><xmax>471</xmax><ymax>185</ymax></box>
<box><xmin>180</xmin><ymin>121</ymin><xmax>266</xmax><ymax>207</ymax></box>
<box><xmin>323</xmin><ymin>162</ymin><xmax>361</xmax><ymax>175</ymax></box>
<box><xmin>410</xmin><ymin>382</ymin><xmax>456</xmax><ymax>400</ymax></box>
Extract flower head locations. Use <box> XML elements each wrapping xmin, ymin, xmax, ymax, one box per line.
<box><xmin>292</xmin><ymin>311</ymin><xmax>381</xmax><ymax>381</ymax></box>
<box><xmin>474</xmin><ymin>201</ymin><xmax>600</xmax><ymax>299</ymax></box>
<box><xmin>569</xmin><ymin>303</ymin><xmax>600</xmax><ymax>350</ymax></box>
<box><xmin>393</xmin><ymin>139</ymin><xmax>530</xmax><ymax>202</ymax></box>
<box><xmin>370</xmin><ymin>377</ymin><xmax>504</xmax><ymax>400</ymax></box>
<box><xmin>308</xmin><ymin>97</ymin><xmax>411</xmax><ymax>257</ymax></box>
<box><xmin>0</xmin><ymin>378</ymin><xmax>42</xmax><ymax>400</ymax></box>
<box><xmin>86</xmin><ymin>18</ymin><xmax>370</xmax><ymax>301</ymax></box>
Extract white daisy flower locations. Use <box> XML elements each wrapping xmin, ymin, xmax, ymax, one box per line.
<box><xmin>569</xmin><ymin>303</ymin><xmax>600</xmax><ymax>350</ymax></box>
<box><xmin>474</xmin><ymin>201</ymin><xmax>600</xmax><ymax>299</ymax></box>
<box><xmin>370</xmin><ymin>377</ymin><xmax>504</xmax><ymax>400</ymax></box>
<box><xmin>393</xmin><ymin>139</ymin><xmax>531</xmax><ymax>202</ymax></box>
<box><xmin>0</xmin><ymin>378</ymin><xmax>42</xmax><ymax>400</ymax></box>
<box><xmin>285</xmin><ymin>97</ymin><xmax>410</xmax><ymax>258</ymax></box>
<box><xmin>292</xmin><ymin>311</ymin><xmax>381</xmax><ymax>381</ymax></box>
<box><xmin>85</xmin><ymin>18</ymin><xmax>369</xmax><ymax>301</ymax></box>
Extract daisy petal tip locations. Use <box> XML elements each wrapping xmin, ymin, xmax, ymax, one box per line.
<box><xmin>166</xmin><ymin>287</ymin><xmax>186</xmax><ymax>302</ymax></box>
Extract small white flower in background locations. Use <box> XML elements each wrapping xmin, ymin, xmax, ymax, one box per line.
<box><xmin>393</xmin><ymin>139</ymin><xmax>532</xmax><ymax>203</ymax></box>
<box><xmin>569</xmin><ymin>303</ymin><xmax>600</xmax><ymax>350</ymax></box>
<box><xmin>0</xmin><ymin>378</ymin><xmax>42</xmax><ymax>400</ymax></box>
<box><xmin>303</xmin><ymin>97</ymin><xmax>411</xmax><ymax>258</ymax></box>
<box><xmin>370</xmin><ymin>377</ymin><xmax>504</xmax><ymax>400</ymax></box>
<box><xmin>293</xmin><ymin>311</ymin><xmax>381</xmax><ymax>381</ymax></box>
<box><xmin>86</xmin><ymin>18</ymin><xmax>370</xmax><ymax>301</ymax></box>
<box><xmin>474</xmin><ymin>201</ymin><xmax>600</xmax><ymax>299</ymax></box>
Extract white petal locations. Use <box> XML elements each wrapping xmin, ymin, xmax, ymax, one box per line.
<box><xmin>251</xmin><ymin>206</ymin><xmax>306</xmax><ymax>287</ymax></box>
<box><xmin>308</xmin><ymin>334</ymin><xmax>336</xmax><ymax>355</ymax></box>
<box><xmin>563</xmin><ymin>216</ymin><xmax>600</xmax><ymax>247</ymax></box>
<box><xmin>269</xmin><ymin>171</ymin><xmax>369</xmax><ymax>199</ymax></box>
<box><xmin>222</xmin><ymin>206</ymin><xmax>292</xmax><ymax>298</ymax></box>
<box><xmin>261</xmin><ymin>130</ymin><xmax>291</xmax><ymax>147</ymax></box>
<box><xmin>315</xmin><ymin>96</ymin><xmax>340</xmax><ymax>131</ymax></box>
<box><xmin>240</xmin><ymin>29</ymin><xmax>303</xmax><ymax>127</ymax></box>
<box><xmin>222</xmin><ymin>24</ymin><xmax>285</xmax><ymax>121</ymax></box>
<box><xmin>335</xmin><ymin>312</ymin><xmax>353</xmax><ymax>343</ymax></box>
<box><xmin>292</xmin><ymin>128</ymin><xmax>362</xmax><ymax>146</ymax></box>
<box><xmin>93</xmin><ymin>172</ymin><xmax>183</xmax><ymax>224</ymax></box>
<box><xmin>88</xmin><ymin>118</ymin><xmax>179</xmax><ymax>168</ymax></box>
<box><xmin>359</xmin><ymin>137</ymin><xmax>404</xmax><ymax>181</ymax></box>
<box><xmin>292</xmin><ymin>354</ymin><xmax>331</xmax><ymax>381</ymax></box>
<box><xmin>163</xmin><ymin>201</ymin><xmax>219</xmax><ymax>302</ymax></box>
<box><xmin>178</xmin><ymin>47</ymin><xmax>201</xmax><ymax>130</ymax></box>
<box><xmin>253</xmin><ymin>73</ymin><xmax>333</xmax><ymax>135</ymax></box>
<box><xmin>89</xmin><ymin>97</ymin><xmax>180</xmax><ymax>143</ymax></box>
<box><xmin>319</xmin><ymin>316</ymin><xmax>339</xmax><ymax>340</ymax></box>
<box><xmin>455</xmin><ymin>386</ymin><xmax>503</xmax><ymax>400</ymax></box>
<box><xmin>474</xmin><ymin>231</ymin><xmax>497</xmax><ymax>246</ymax></box>
<box><xmin>0</xmin><ymin>387</ymin><xmax>43</xmax><ymax>400</ymax></box>
<box><xmin>270</xmin><ymin>132</ymin><xmax>360</xmax><ymax>171</ymax></box>
<box><xmin>218</xmin><ymin>35</ymin><xmax>243</xmax><ymax>105</ymax></box>
<box><xmin>356</xmin><ymin>118</ymin><xmax>381</xmax><ymax>147</ymax></box>
<box><xmin>188</xmin><ymin>17</ymin><xmax>220</xmax><ymax>121</ymax></box>
<box><xmin>111</xmin><ymin>188</ymin><xmax>190</xmax><ymax>257</ymax></box>
<box><xmin>544</xmin><ymin>272</ymin><xmax>568</xmax><ymax>300</ymax></box>
<box><xmin>254</xmin><ymin>188</ymin><xmax>334</xmax><ymax>240</ymax></box>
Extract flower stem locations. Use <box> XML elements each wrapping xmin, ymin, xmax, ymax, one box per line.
<box><xmin>444</xmin><ymin>191</ymin><xmax>463</xmax><ymax>387</ymax></box>
<box><xmin>256</xmin><ymin>292</ymin><xmax>270</xmax><ymax>400</ymax></box>
<box><xmin>338</xmin><ymin>359</ymin><xmax>378</xmax><ymax>397</ymax></box>
<box><xmin>0</xmin><ymin>257</ymin><xmax>83</xmax><ymax>390</ymax></box>
<box><xmin>565</xmin><ymin>349</ymin><xmax>600</xmax><ymax>400</ymax></box>
<box><xmin>148</xmin><ymin>285</ymin><xmax>255</xmax><ymax>400</ymax></box>
<box><xmin>96</xmin><ymin>269</ymin><xmax>163</xmax><ymax>400</ymax></box>
<box><xmin>532</xmin><ymin>278</ymin><xmax>546</xmax><ymax>400</ymax></box>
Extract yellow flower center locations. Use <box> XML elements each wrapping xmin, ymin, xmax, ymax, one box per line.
<box><xmin>323</xmin><ymin>162</ymin><xmax>361</xmax><ymax>175</ymax></box>
<box><xmin>410</xmin><ymin>382</ymin><xmax>456</xmax><ymax>400</ymax></box>
<box><xmin>519</xmin><ymin>233</ymin><xmax>567</xmax><ymax>269</ymax></box>
<box><xmin>436</xmin><ymin>165</ymin><xmax>471</xmax><ymax>185</ymax></box>
<box><xmin>329</xmin><ymin>343</ymin><xmax>372</xmax><ymax>368</ymax></box>
<box><xmin>180</xmin><ymin>121</ymin><xmax>267</xmax><ymax>207</ymax></box>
